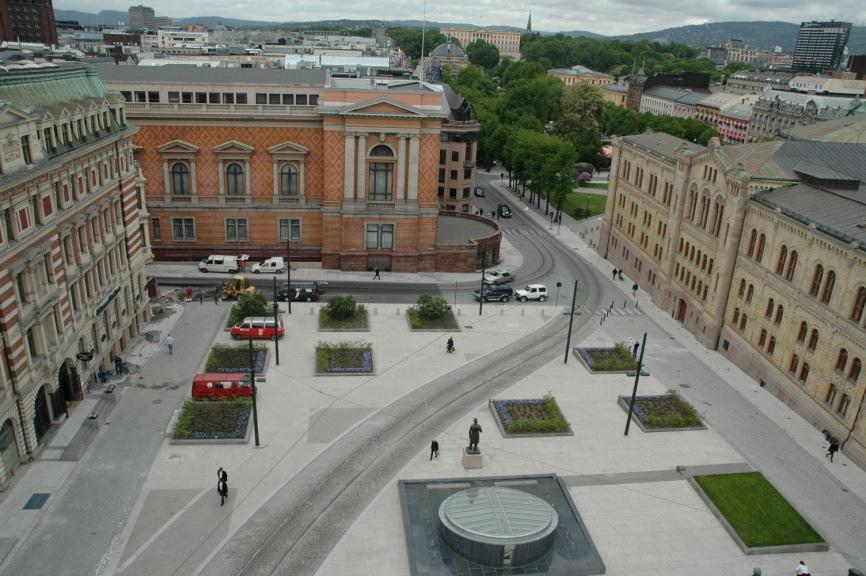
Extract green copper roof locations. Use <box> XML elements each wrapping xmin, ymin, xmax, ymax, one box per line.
<box><xmin>0</xmin><ymin>66</ymin><xmax>106</xmax><ymax>111</ymax></box>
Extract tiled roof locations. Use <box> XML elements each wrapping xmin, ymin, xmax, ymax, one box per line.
<box><xmin>623</xmin><ymin>132</ymin><xmax>702</xmax><ymax>157</ymax></box>
<box><xmin>0</xmin><ymin>64</ymin><xmax>107</xmax><ymax>109</ymax></box>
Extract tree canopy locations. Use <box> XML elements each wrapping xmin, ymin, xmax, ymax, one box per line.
<box><xmin>466</xmin><ymin>39</ymin><xmax>500</xmax><ymax>70</ymax></box>
<box><xmin>388</xmin><ymin>27</ymin><xmax>447</xmax><ymax>61</ymax></box>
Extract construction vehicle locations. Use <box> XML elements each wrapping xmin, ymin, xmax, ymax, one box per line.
<box><xmin>222</xmin><ymin>275</ymin><xmax>257</xmax><ymax>300</ymax></box>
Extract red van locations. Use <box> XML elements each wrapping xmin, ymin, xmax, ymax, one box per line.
<box><xmin>230</xmin><ymin>317</ymin><xmax>284</xmax><ymax>340</ymax></box>
<box><xmin>191</xmin><ymin>373</ymin><xmax>252</xmax><ymax>400</ymax></box>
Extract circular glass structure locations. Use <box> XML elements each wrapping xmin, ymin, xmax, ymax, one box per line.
<box><xmin>437</xmin><ymin>487</ymin><xmax>558</xmax><ymax>567</ymax></box>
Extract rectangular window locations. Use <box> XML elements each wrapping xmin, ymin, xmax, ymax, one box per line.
<box><xmin>151</xmin><ymin>218</ymin><xmax>161</xmax><ymax>241</ymax></box>
<box><xmin>171</xmin><ymin>217</ymin><xmax>195</xmax><ymax>240</ymax></box>
<box><xmin>168</xmin><ymin>91</ymin><xmax>180</xmax><ymax>103</ymax></box>
<box><xmin>451</xmin><ymin>151</ymin><xmax>459</xmax><ymax>162</ymax></box>
<box><xmin>181</xmin><ymin>92</ymin><xmax>193</xmax><ymax>103</ymax></box>
<box><xmin>296</xmin><ymin>94</ymin><xmax>308</xmax><ymax>105</ymax></box>
<box><xmin>268</xmin><ymin>94</ymin><xmax>280</xmax><ymax>105</ymax></box>
<box><xmin>235</xmin><ymin>93</ymin><xmax>248</xmax><ymax>104</ymax></box>
<box><xmin>147</xmin><ymin>91</ymin><xmax>160</xmax><ymax>103</ymax></box>
<box><xmin>21</xmin><ymin>135</ymin><xmax>32</xmax><ymax>165</ymax></box>
<box><xmin>195</xmin><ymin>92</ymin><xmax>207</xmax><ymax>104</ymax></box>
<box><xmin>450</xmin><ymin>170</ymin><xmax>458</xmax><ymax>180</ymax></box>
<box><xmin>120</xmin><ymin>90</ymin><xmax>132</xmax><ymax>102</ymax></box>
<box><xmin>439</xmin><ymin>150</ymin><xmax>446</xmax><ymax>164</ymax></box>
<box><xmin>282</xmin><ymin>94</ymin><xmax>294</xmax><ymax>105</ymax></box>
<box><xmin>278</xmin><ymin>218</ymin><xmax>301</xmax><ymax>241</ymax></box>
<box><xmin>309</xmin><ymin>95</ymin><xmax>319</xmax><ymax>105</ymax></box>
<box><xmin>222</xmin><ymin>93</ymin><xmax>234</xmax><ymax>104</ymax></box>
<box><xmin>463</xmin><ymin>187</ymin><xmax>470</xmax><ymax>198</ymax></box>
<box><xmin>464</xmin><ymin>168</ymin><xmax>472</xmax><ymax>179</ymax></box>
<box><xmin>256</xmin><ymin>93</ymin><xmax>267</xmax><ymax>104</ymax></box>
<box><xmin>225</xmin><ymin>218</ymin><xmax>249</xmax><ymax>241</ymax></box>
<box><xmin>366</xmin><ymin>223</ymin><xmax>394</xmax><ymax>249</ymax></box>
<box><xmin>438</xmin><ymin>168</ymin><xmax>445</xmax><ymax>183</ymax></box>
<box><xmin>208</xmin><ymin>93</ymin><xmax>220</xmax><ymax>103</ymax></box>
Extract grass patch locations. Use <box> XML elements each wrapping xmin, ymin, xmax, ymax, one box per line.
<box><xmin>407</xmin><ymin>308</ymin><xmax>459</xmax><ymax>330</ymax></box>
<box><xmin>695</xmin><ymin>472</ymin><xmax>823</xmax><ymax>548</ymax></box>
<box><xmin>315</xmin><ymin>341</ymin><xmax>373</xmax><ymax>373</ymax></box>
<box><xmin>631</xmin><ymin>391</ymin><xmax>702</xmax><ymax>428</ymax></box>
<box><xmin>578</xmin><ymin>343</ymin><xmax>637</xmax><ymax>371</ymax></box>
<box><xmin>206</xmin><ymin>344</ymin><xmax>267</xmax><ymax>373</ymax></box>
<box><xmin>494</xmin><ymin>394</ymin><xmax>571</xmax><ymax>434</ymax></box>
<box><xmin>172</xmin><ymin>398</ymin><xmax>251</xmax><ymax>440</ymax></box>
<box><xmin>319</xmin><ymin>306</ymin><xmax>369</xmax><ymax>330</ymax></box>
<box><xmin>563</xmin><ymin>190</ymin><xmax>607</xmax><ymax>220</ymax></box>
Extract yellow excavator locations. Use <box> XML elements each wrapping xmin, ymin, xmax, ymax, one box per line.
<box><xmin>222</xmin><ymin>275</ymin><xmax>257</xmax><ymax>300</ymax></box>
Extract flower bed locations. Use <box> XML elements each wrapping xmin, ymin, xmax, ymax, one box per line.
<box><xmin>406</xmin><ymin>308</ymin><xmax>459</xmax><ymax>330</ymax></box>
<box><xmin>619</xmin><ymin>391</ymin><xmax>703</xmax><ymax>429</ymax></box>
<box><xmin>576</xmin><ymin>343</ymin><xmax>637</xmax><ymax>372</ymax></box>
<box><xmin>319</xmin><ymin>306</ymin><xmax>369</xmax><ymax>330</ymax></box>
<box><xmin>491</xmin><ymin>394</ymin><xmax>571</xmax><ymax>435</ymax></box>
<box><xmin>172</xmin><ymin>399</ymin><xmax>251</xmax><ymax>440</ymax></box>
<box><xmin>206</xmin><ymin>344</ymin><xmax>267</xmax><ymax>374</ymax></box>
<box><xmin>315</xmin><ymin>341</ymin><xmax>374</xmax><ymax>374</ymax></box>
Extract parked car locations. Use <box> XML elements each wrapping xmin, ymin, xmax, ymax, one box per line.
<box><xmin>252</xmin><ymin>256</ymin><xmax>286</xmax><ymax>274</ymax></box>
<box><xmin>474</xmin><ymin>186</ymin><xmax>485</xmax><ymax>197</ymax></box>
<box><xmin>278</xmin><ymin>281</ymin><xmax>324</xmax><ymax>302</ymax></box>
<box><xmin>191</xmin><ymin>373</ymin><xmax>251</xmax><ymax>400</ymax></box>
<box><xmin>515</xmin><ymin>284</ymin><xmax>548</xmax><ymax>302</ymax></box>
<box><xmin>473</xmin><ymin>286</ymin><xmax>514</xmax><ymax>303</ymax></box>
<box><xmin>498</xmin><ymin>203</ymin><xmax>512</xmax><ymax>218</ymax></box>
<box><xmin>483</xmin><ymin>269</ymin><xmax>516</xmax><ymax>285</ymax></box>
<box><xmin>230</xmin><ymin>317</ymin><xmax>284</xmax><ymax>340</ymax></box>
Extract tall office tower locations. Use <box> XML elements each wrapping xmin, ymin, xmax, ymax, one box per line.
<box><xmin>792</xmin><ymin>20</ymin><xmax>852</xmax><ymax>73</ymax></box>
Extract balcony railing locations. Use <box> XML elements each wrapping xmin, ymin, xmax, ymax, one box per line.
<box><xmin>224</xmin><ymin>196</ymin><xmax>247</xmax><ymax>204</ymax></box>
<box><xmin>277</xmin><ymin>196</ymin><xmax>301</xmax><ymax>204</ymax></box>
<box><xmin>367</xmin><ymin>200</ymin><xmax>395</xmax><ymax>210</ymax></box>
<box><xmin>171</xmin><ymin>195</ymin><xmax>193</xmax><ymax>203</ymax></box>
<box><xmin>124</xmin><ymin>102</ymin><xmax>319</xmax><ymax>117</ymax></box>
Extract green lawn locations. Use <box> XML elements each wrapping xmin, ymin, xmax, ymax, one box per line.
<box><xmin>563</xmin><ymin>191</ymin><xmax>607</xmax><ymax>220</ymax></box>
<box><xmin>694</xmin><ymin>472</ymin><xmax>823</xmax><ymax>548</ymax></box>
<box><xmin>580</xmin><ymin>181</ymin><xmax>609</xmax><ymax>190</ymax></box>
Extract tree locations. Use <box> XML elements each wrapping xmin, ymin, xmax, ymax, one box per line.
<box><xmin>387</xmin><ymin>27</ymin><xmax>446</xmax><ymax>61</ymax></box>
<box><xmin>325</xmin><ymin>295</ymin><xmax>359</xmax><ymax>320</ymax></box>
<box><xmin>416</xmin><ymin>294</ymin><xmax>449</xmax><ymax>320</ymax></box>
<box><xmin>229</xmin><ymin>292</ymin><xmax>268</xmax><ymax>326</ymax></box>
<box><xmin>466</xmin><ymin>39</ymin><xmax>500</xmax><ymax>70</ymax></box>
<box><xmin>553</xmin><ymin>84</ymin><xmax>605</xmax><ymax>165</ymax></box>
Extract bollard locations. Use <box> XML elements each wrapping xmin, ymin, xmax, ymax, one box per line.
<box><xmin>541</xmin><ymin>308</ymin><xmax>545</xmax><ymax>318</ymax></box>
<box><xmin>624</xmin><ymin>299</ymin><xmax>627</xmax><ymax>309</ymax></box>
<box><xmin>521</xmin><ymin>308</ymin><xmax>525</xmax><ymax>316</ymax></box>
<box><xmin>374</xmin><ymin>307</ymin><xmax>378</xmax><ymax>316</ymax></box>
<box><xmin>199</xmin><ymin>293</ymin><xmax>203</xmax><ymax>305</ymax></box>
<box><xmin>500</xmin><ymin>308</ymin><xmax>504</xmax><ymax>316</ymax></box>
<box><xmin>397</xmin><ymin>308</ymin><xmax>401</xmax><ymax>316</ymax></box>
<box><xmin>636</xmin><ymin>300</ymin><xmax>639</xmax><ymax>310</ymax></box>
<box><xmin>309</xmin><ymin>307</ymin><xmax>314</xmax><ymax>315</ymax></box>
<box><xmin>609</xmin><ymin>301</ymin><xmax>614</xmax><ymax>312</ymax></box>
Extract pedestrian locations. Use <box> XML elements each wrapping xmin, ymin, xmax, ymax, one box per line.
<box><xmin>795</xmin><ymin>560</ymin><xmax>810</xmax><ymax>576</ymax></box>
<box><xmin>612</xmin><ymin>267</ymin><xmax>617</xmax><ymax>280</ymax></box>
<box><xmin>165</xmin><ymin>334</ymin><xmax>175</xmax><ymax>355</ymax></box>
<box><xmin>373</xmin><ymin>267</ymin><xmax>381</xmax><ymax>280</ymax></box>
<box><xmin>827</xmin><ymin>438</ymin><xmax>839</xmax><ymax>462</ymax></box>
<box><xmin>632</xmin><ymin>283</ymin><xmax>639</xmax><ymax>297</ymax></box>
<box><xmin>214</xmin><ymin>288</ymin><xmax>220</xmax><ymax>305</ymax></box>
<box><xmin>114</xmin><ymin>356</ymin><xmax>123</xmax><ymax>376</ymax></box>
<box><xmin>218</xmin><ymin>479</ymin><xmax>228</xmax><ymax>507</ymax></box>
<box><xmin>618</xmin><ymin>269</ymin><xmax>624</xmax><ymax>280</ymax></box>
<box><xmin>430</xmin><ymin>439</ymin><xmax>439</xmax><ymax>460</ymax></box>
<box><xmin>217</xmin><ymin>466</ymin><xmax>227</xmax><ymax>483</ymax></box>
<box><xmin>632</xmin><ymin>341</ymin><xmax>640</xmax><ymax>359</ymax></box>
<box><xmin>479</xmin><ymin>208</ymin><xmax>484</xmax><ymax>217</ymax></box>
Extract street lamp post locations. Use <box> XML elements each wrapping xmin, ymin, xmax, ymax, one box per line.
<box><xmin>286</xmin><ymin>233</ymin><xmax>292</xmax><ymax>314</ymax></box>
<box><xmin>563</xmin><ymin>280</ymin><xmax>579</xmax><ymax>363</ymax></box>
<box><xmin>624</xmin><ymin>332</ymin><xmax>648</xmax><ymax>436</ymax></box>
<box><xmin>272</xmin><ymin>277</ymin><xmax>279</xmax><ymax>366</ymax></box>
<box><xmin>478</xmin><ymin>264</ymin><xmax>485</xmax><ymax>316</ymax></box>
<box><xmin>554</xmin><ymin>281</ymin><xmax>562</xmax><ymax>308</ymax></box>
<box><xmin>248</xmin><ymin>336</ymin><xmax>260</xmax><ymax>447</ymax></box>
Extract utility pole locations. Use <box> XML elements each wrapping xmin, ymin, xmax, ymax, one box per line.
<box><xmin>272</xmin><ymin>277</ymin><xmax>279</xmax><ymax>366</ymax></box>
<box><xmin>248</xmin><ymin>336</ymin><xmax>260</xmax><ymax>446</ymax></box>
<box><xmin>624</xmin><ymin>332</ymin><xmax>648</xmax><ymax>436</ymax></box>
<box><xmin>563</xmin><ymin>280</ymin><xmax>579</xmax><ymax>363</ymax></box>
<box><xmin>478</xmin><ymin>264</ymin><xmax>485</xmax><ymax>316</ymax></box>
<box><xmin>286</xmin><ymin>234</ymin><xmax>292</xmax><ymax>314</ymax></box>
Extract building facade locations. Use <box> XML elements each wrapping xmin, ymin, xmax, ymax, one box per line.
<box><xmin>599</xmin><ymin>129</ymin><xmax>866</xmax><ymax>468</ymax></box>
<box><xmin>127</xmin><ymin>5</ymin><xmax>155</xmax><ymax>30</ymax></box>
<box><xmin>724</xmin><ymin>71</ymin><xmax>796</xmax><ymax>96</ymax></box>
<box><xmin>717</xmin><ymin>104</ymin><xmax>753</xmax><ymax>144</ymax></box>
<box><xmin>695</xmin><ymin>93</ymin><xmax>757</xmax><ymax>128</ymax></box>
<box><xmin>437</xmin><ymin>86</ymin><xmax>479</xmax><ymax>212</ymax></box>
<box><xmin>439</xmin><ymin>27</ymin><xmax>520</xmax><ymax>60</ymax></box>
<box><xmin>0</xmin><ymin>64</ymin><xmax>150</xmax><ymax>487</ymax></box>
<box><xmin>0</xmin><ymin>0</ymin><xmax>57</xmax><ymax>45</ymax></box>
<box><xmin>792</xmin><ymin>20</ymin><xmax>852</xmax><ymax>73</ymax></box>
<box><xmin>748</xmin><ymin>90</ymin><xmax>856</xmax><ymax>141</ymax></box>
<box><xmin>599</xmin><ymin>83</ymin><xmax>628</xmax><ymax>107</ymax></box>
<box><xmin>97</xmin><ymin>64</ymin><xmax>495</xmax><ymax>272</ymax></box>
<box><xmin>548</xmin><ymin>65</ymin><xmax>614</xmax><ymax>87</ymax></box>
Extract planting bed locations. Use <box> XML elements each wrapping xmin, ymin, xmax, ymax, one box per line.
<box><xmin>315</xmin><ymin>341</ymin><xmax>374</xmax><ymax>374</ymax></box>
<box><xmin>575</xmin><ymin>344</ymin><xmax>637</xmax><ymax>372</ymax></box>
<box><xmin>172</xmin><ymin>399</ymin><xmax>251</xmax><ymax>441</ymax></box>
<box><xmin>618</xmin><ymin>392</ymin><xmax>704</xmax><ymax>431</ymax></box>
<box><xmin>206</xmin><ymin>344</ymin><xmax>267</xmax><ymax>374</ymax></box>
<box><xmin>490</xmin><ymin>395</ymin><xmax>572</xmax><ymax>436</ymax></box>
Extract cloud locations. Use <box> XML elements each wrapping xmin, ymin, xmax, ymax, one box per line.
<box><xmin>55</xmin><ymin>0</ymin><xmax>866</xmax><ymax>36</ymax></box>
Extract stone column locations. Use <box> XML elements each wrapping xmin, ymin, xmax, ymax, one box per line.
<box><xmin>407</xmin><ymin>135</ymin><xmax>419</xmax><ymax>200</ymax></box>
<box><xmin>189</xmin><ymin>160</ymin><xmax>198</xmax><ymax>202</ymax></box>
<box><xmin>396</xmin><ymin>136</ymin><xmax>407</xmax><ymax>200</ymax></box>
<box><xmin>343</xmin><ymin>133</ymin><xmax>355</xmax><ymax>200</ymax></box>
<box><xmin>357</xmin><ymin>134</ymin><xmax>367</xmax><ymax>200</ymax></box>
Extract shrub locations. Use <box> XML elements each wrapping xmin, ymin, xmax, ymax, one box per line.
<box><xmin>416</xmin><ymin>294</ymin><xmax>449</xmax><ymax>321</ymax></box>
<box><xmin>577</xmin><ymin>171</ymin><xmax>592</xmax><ymax>187</ymax></box>
<box><xmin>229</xmin><ymin>292</ymin><xmax>269</xmax><ymax>326</ymax></box>
<box><xmin>325</xmin><ymin>295</ymin><xmax>358</xmax><ymax>320</ymax></box>
<box><xmin>575</xmin><ymin>162</ymin><xmax>595</xmax><ymax>175</ymax></box>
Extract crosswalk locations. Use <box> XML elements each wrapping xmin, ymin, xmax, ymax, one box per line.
<box><xmin>589</xmin><ymin>305</ymin><xmax>645</xmax><ymax>317</ymax></box>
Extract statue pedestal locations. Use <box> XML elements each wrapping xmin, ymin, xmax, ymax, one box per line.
<box><xmin>462</xmin><ymin>449</ymin><xmax>482</xmax><ymax>469</ymax></box>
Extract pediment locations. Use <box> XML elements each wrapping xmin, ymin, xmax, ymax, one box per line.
<box><xmin>157</xmin><ymin>139</ymin><xmax>200</xmax><ymax>153</ymax></box>
<box><xmin>267</xmin><ymin>141</ymin><xmax>310</xmax><ymax>155</ymax></box>
<box><xmin>213</xmin><ymin>140</ymin><xmax>255</xmax><ymax>154</ymax></box>
<box><xmin>0</xmin><ymin>104</ymin><xmax>32</xmax><ymax>123</ymax></box>
<box><xmin>339</xmin><ymin>97</ymin><xmax>424</xmax><ymax>117</ymax></box>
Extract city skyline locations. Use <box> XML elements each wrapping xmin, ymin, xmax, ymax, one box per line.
<box><xmin>54</xmin><ymin>0</ymin><xmax>866</xmax><ymax>36</ymax></box>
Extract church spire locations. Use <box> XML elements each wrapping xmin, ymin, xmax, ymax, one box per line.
<box><xmin>526</xmin><ymin>11</ymin><xmax>532</xmax><ymax>33</ymax></box>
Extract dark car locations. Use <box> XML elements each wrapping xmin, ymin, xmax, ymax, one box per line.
<box><xmin>278</xmin><ymin>282</ymin><xmax>323</xmax><ymax>302</ymax></box>
<box><xmin>473</xmin><ymin>285</ymin><xmax>514</xmax><ymax>303</ymax></box>
<box><xmin>498</xmin><ymin>203</ymin><xmax>512</xmax><ymax>218</ymax></box>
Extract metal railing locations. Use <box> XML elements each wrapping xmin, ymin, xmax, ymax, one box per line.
<box><xmin>124</xmin><ymin>102</ymin><xmax>319</xmax><ymax>116</ymax></box>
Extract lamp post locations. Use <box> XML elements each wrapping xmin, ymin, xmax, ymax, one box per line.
<box><xmin>285</xmin><ymin>233</ymin><xmax>292</xmax><ymax>314</ymax></box>
<box><xmin>272</xmin><ymin>277</ymin><xmax>279</xmax><ymax>366</ymax></box>
<box><xmin>478</xmin><ymin>264</ymin><xmax>485</xmax><ymax>316</ymax></box>
<box><xmin>624</xmin><ymin>332</ymin><xmax>648</xmax><ymax>436</ymax></box>
<box><xmin>563</xmin><ymin>280</ymin><xmax>579</xmax><ymax>363</ymax></box>
<box><xmin>248</xmin><ymin>336</ymin><xmax>260</xmax><ymax>447</ymax></box>
<box><xmin>554</xmin><ymin>281</ymin><xmax>562</xmax><ymax>308</ymax></box>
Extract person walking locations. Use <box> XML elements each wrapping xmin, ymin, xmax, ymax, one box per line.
<box><xmin>827</xmin><ymin>438</ymin><xmax>840</xmax><ymax>462</ymax></box>
<box><xmin>430</xmin><ymin>440</ymin><xmax>439</xmax><ymax>460</ymax></box>
<box><xmin>446</xmin><ymin>336</ymin><xmax>455</xmax><ymax>353</ymax></box>
<box><xmin>165</xmin><ymin>334</ymin><xmax>175</xmax><ymax>356</ymax></box>
<box><xmin>632</xmin><ymin>342</ymin><xmax>640</xmax><ymax>359</ymax></box>
<box><xmin>218</xmin><ymin>479</ymin><xmax>228</xmax><ymax>507</ymax></box>
<box><xmin>114</xmin><ymin>356</ymin><xmax>123</xmax><ymax>376</ymax></box>
<box><xmin>612</xmin><ymin>267</ymin><xmax>617</xmax><ymax>280</ymax></box>
<box><xmin>217</xmin><ymin>466</ymin><xmax>227</xmax><ymax>483</ymax></box>
<box><xmin>795</xmin><ymin>560</ymin><xmax>810</xmax><ymax>576</ymax></box>
<box><xmin>632</xmin><ymin>283</ymin><xmax>639</xmax><ymax>297</ymax></box>
<box><xmin>373</xmin><ymin>267</ymin><xmax>381</xmax><ymax>280</ymax></box>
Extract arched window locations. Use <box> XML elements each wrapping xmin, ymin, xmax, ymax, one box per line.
<box><xmin>797</xmin><ymin>321</ymin><xmax>807</xmax><ymax>342</ymax></box>
<box><xmin>835</xmin><ymin>349</ymin><xmax>848</xmax><ymax>372</ymax></box>
<box><xmin>852</xmin><ymin>287</ymin><xmax>866</xmax><ymax>323</ymax></box>
<box><xmin>280</xmin><ymin>163</ymin><xmax>298</xmax><ymax>196</ymax></box>
<box><xmin>368</xmin><ymin>145</ymin><xmax>394</xmax><ymax>201</ymax></box>
<box><xmin>808</xmin><ymin>329</ymin><xmax>819</xmax><ymax>351</ymax></box>
<box><xmin>699</xmin><ymin>193</ymin><xmax>710</xmax><ymax>227</ymax></box>
<box><xmin>746</xmin><ymin>284</ymin><xmax>754</xmax><ymax>303</ymax></box>
<box><xmin>767</xmin><ymin>336</ymin><xmax>776</xmax><ymax>354</ymax></box>
<box><xmin>775</xmin><ymin>304</ymin><xmax>783</xmax><ymax>325</ymax></box>
<box><xmin>226</xmin><ymin>162</ymin><xmax>244</xmax><ymax>196</ymax></box>
<box><xmin>755</xmin><ymin>233</ymin><xmax>766</xmax><ymax>261</ymax></box>
<box><xmin>171</xmin><ymin>162</ymin><xmax>190</xmax><ymax>195</ymax></box>
<box><xmin>799</xmin><ymin>362</ymin><xmax>810</xmax><ymax>383</ymax></box>
<box><xmin>687</xmin><ymin>187</ymin><xmax>698</xmax><ymax>220</ymax></box>
<box><xmin>746</xmin><ymin>229</ymin><xmax>757</xmax><ymax>257</ymax></box>
<box><xmin>785</xmin><ymin>251</ymin><xmax>798</xmax><ymax>281</ymax></box>
<box><xmin>821</xmin><ymin>270</ymin><xmax>836</xmax><ymax>304</ymax></box>
<box><xmin>789</xmin><ymin>354</ymin><xmax>799</xmax><ymax>373</ymax></box>
<box><xmin>758</xmin><ymin>329</ymin><xmax>767</xmax><ymax>347</ymax></box>
<box><xmin>810</xmin><ymin>264</ymin><xmax>823</xmax><ymax>297</ymax></box>
<box><xmin>738</xmin><ymin>278</ymin><xmax>746</xmax><ymax>297</ymax></box>
<box><xmin>775</xmin><ymin>245</ymin><xmax>787</xmax><ymax>275</ymax></box>
<box><xmin>849</xmin><ymin>358</ymin><xmax>862</xmax><ymax>383</ymax></box>
<box><xmin>765</xmin><ymin>298</ymin><xmax>774</xmax><ymax>317</ymax></box>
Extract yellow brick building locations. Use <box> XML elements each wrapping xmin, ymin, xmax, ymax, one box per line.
<box><xmin>439</xmin><ymin>27</ymin><xmax>521</xmax><ymax>60</ymax></box>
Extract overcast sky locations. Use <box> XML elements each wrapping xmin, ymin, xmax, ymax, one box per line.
<box><xmin>55</xmin><ymin>0</ymin><xmax>865</xmax><ymax>36</ymax></box>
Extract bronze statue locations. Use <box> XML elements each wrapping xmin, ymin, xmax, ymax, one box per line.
<box><xmin>468</xmin><ymin>418</ymin><xmax>482</xmax><ymax>453</ymax></box>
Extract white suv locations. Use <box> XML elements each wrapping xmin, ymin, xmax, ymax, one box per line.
<box><xmin>515</xmin><ymin>284</ymin><xmax>547</xmax><ymax>302</ymax></box>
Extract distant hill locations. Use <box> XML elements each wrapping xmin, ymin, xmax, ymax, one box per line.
<box><xmin>557</xmin><ymin>30</ymin><xmax>606</xmax><ymax>39</ymax></box>
<box><xmin>54</xmin><ymin>9</ymin><xmax>128</xmax><ymax>26</ymax></box>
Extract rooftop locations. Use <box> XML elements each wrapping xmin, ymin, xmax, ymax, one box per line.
<box><xmin>0</xmin><ymin>64</ymin><xmax>108</xmax><ymax>110</ymax></box>
<box><xmin>91</xmin><ymin>63</ymin><xmax>327</xmax><ymax>87</ymax></box>
<box><xmin>644</xmin><ymin>85</ymin><xmax>709</xmax><ymax>106</ymax></box>
<box><xmin>786</xmin><ymin>114</ymin><xmax>866</xmax><ymax>143</ymax></box>
<box><xmin>549</xmin><ymin>65</ymin><xmax>612</xmax><ymax>78</ymax></box>
<box><xmin>756</xmin><ymin>88</ymin><xmax>858</xmax><ymax>111</ymax></box>
<box><xmin>430</xmin><ymin>42</ymin><xmax>466</xmax><ymax>59</ymax></box>
<box><xmin>623</xmin><ymin>132</ymin><xmax>703</xmax><ymax>158</ymax></box>
<box><xmin>600</xmin><ymin>83</ymin><xmax>629</xmax><ymax>93</ymax></box>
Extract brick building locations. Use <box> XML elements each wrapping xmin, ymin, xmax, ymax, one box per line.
<box><xmin>0</xmin><ymin>0</ymin><xmax>57</xmax><ymax>45</ymax></box>
<box><xmin>0</xmin><ymin>64</ymin><xmax>150</xmax><ymax>487</ymax></box>
<box><xmin>95</xmin><ymin>64</ymin><xmax>497</xmax><ymax>272</ymax></box>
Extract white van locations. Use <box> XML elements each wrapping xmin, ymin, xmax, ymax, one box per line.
<box><xmin>252</xmin><ymin>257</ymin><xmax>286</xmax><ymax>274</ymax></box>
<box><xmin>199</xmin><ymin>255</ymin><xmax>240</xmax><ymax>273</ymax></box>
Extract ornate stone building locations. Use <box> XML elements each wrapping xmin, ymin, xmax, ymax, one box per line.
<box><xmin>747</xmin><ymin>89</ymin><xmax>857</xmax><ymax>141</ymax></box>
<box><xmin>599</xmin><ymin>125</ymin><xmax>866</xmax><ymax>467</ymax></box>
<box><xmin>0</xmin><ymin>64</ymin><xmax>150</xmax><ymax>487</ymax></box>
